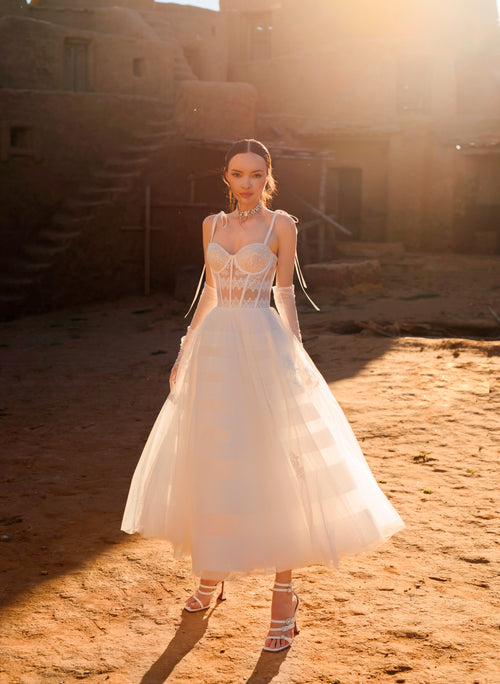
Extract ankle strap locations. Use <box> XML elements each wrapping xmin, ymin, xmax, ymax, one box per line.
<box><xmin>272</xmin><ymin>581</ymin><xmax>293</xmax><ymax>593</ymax></box>
<box><xmin>197</xmin><ymin>582</ymin><xmax>219</xmax><ymax>595</ymax></box>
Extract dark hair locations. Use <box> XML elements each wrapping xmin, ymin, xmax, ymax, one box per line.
<box><xmin>223</xmin><ymin>138</ymin><xmax>277</xmax><ymax>210</ymax></box>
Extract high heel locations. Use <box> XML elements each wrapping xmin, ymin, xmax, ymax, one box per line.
<box><xmin>263</xmin><ymin>581</ymin><xmax>300</xmax><ymax>652</ymax></box>
<box><xmin>183</xmin><ymin>580</ymin><xmax>226</xmax><ymax>613</ymax></box>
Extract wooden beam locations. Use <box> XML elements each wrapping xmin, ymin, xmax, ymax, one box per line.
<box><xmin>298</xmin><ymin>218</ymin><xmax>323</xmax><ymax>231</ymax></box>
<box><xmin>121</xmin><ymin>187</ymin><xmax>224</xmax><ymax>297</ymax></box>
<box><xmin>122</xmin><ymin>225</ymin><xmax>169</xmax><ymax>232</ymax></box>
<box><xmin>318</xmin><ymin>159</ymin><xmax>328</xmax><ymax>261</ymax></box>
<box><xmin>282</xmin><ymin>184</ymin><xmax>352</xmax><ymax>236</ymax></box>
<box><xmin>124</xmin><ymin>201</ymin><xmax>218</xmax><ymax>210</ymax></box>
<box><xmin>144</xmin><ymin>185</ymin><xmax>151</xmax><ymax>296</ymax></box>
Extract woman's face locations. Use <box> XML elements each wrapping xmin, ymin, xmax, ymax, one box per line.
<box><xmin>225</xmin><ymin>152</ymin><xmax>269</xmax><ymax>206</ymax></box>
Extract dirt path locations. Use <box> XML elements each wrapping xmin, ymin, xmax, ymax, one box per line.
<box><xmin>1</xmin><ymin>254</ymin><xmax>499</xmax><ymax>684</ymax></box>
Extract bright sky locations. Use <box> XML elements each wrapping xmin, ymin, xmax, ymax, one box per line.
<box><xmin>156</xmin><ymin>0</ymin><xmax>219</xmax><ymax>9</ymax></box>
<box><xmin>158</xmin><ymin>1</ymin><xmax>500</xmax><ymax>19</ymax></box>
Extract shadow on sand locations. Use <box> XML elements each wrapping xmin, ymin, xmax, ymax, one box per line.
<box><xmin>140</xmin><ymin>609</ymin><xmax>212</xmax><ymax>683</ymax></box>
<box><xmin>139</xmin><ymin>602</ymin><xmax>289</xmax><ymax>684</ymax></box>
<box><xmin>0</xmin><ymin>299</ymin><xmax>393</xmax><ymax>611</ymax></box>
<box><xmin>245</xmin><ymin>649</ymin><xmax>289</xmax><ymax>683</ymax></box>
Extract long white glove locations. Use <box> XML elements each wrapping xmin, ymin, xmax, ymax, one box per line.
<box><xmin>170</xmin><ymin>283</ymin><xmax>217</xmax><ymax>388</ymax></box>
<box><xmin>273</xmin><ymin>284</ymin><xmax>302</xmax><ymax>343</ymax></box>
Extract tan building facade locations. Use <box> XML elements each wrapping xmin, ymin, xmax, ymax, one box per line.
<box><xmin>223</xmin><ymin>0</ymin><xmax>500</xmax><ymax>251</ymax></box>
<box><xmin>1</xmin><ymin>0</ymin><xmax>499</xmax><ymax>316</ymax></box>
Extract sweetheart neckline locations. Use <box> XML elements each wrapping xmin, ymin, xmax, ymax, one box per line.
<box><xmin>208</xmin><ymin>241</ymin><xmax>277</xmax><ymax>259</ymax></box>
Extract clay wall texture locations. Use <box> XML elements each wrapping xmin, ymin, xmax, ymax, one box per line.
<box><xmin>1</xmin><ymin>0</ymin><xmax>500</xmax><ymax>316</ymax></box>
<box><xmin>0</xmin><ymin>90</ymin><xmax>168</xmax><ymax>270</ymax></box>
<box><xmin>226</xmin><ymin>0</ymin><xmax>500</xmax><ymax>119</ymax></box>
<box><xmin>0</xmin><ymin>13</ymin><xmax>174</xmax><ymax>97</ymax></box>
<box><xmin>224</xmin><ymin>0</ymin><xmax>500</xmax><ymax>251</ymax></box>
<box><xmin>24</xmin><ymin>142</ymin><xmax>225</xmax><ymax>312</ymax></box>
<box><xmin>174</xmin><ymin>80</ymin><xmax>257</xmax><ymax>140</ymax></box>
<box><xmin>152</xmin><ymin>4</ymin><xmax>229</xmax><ymax>82</ymax></box>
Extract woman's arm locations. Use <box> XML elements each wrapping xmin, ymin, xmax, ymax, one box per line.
<box><xmin>202</xmin><ymin>215</ymin><xmax>216</xmax><ymax>288</ymax></box>
<box><xmin>274</xmin><ymin>212</ymin><xmax>296</xmax><ymax>287</ymax></box>
<box><xmin>169</xmin><ymin>215</ymin><xmax>218</xmax><ymax>390</ymax></box>
<box><xmin>273</xmin><ymin>213</ymin><xmax>303</xmax><ymax>343</ymax></box>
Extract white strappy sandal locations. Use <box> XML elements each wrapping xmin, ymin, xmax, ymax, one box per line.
<box><xmin>183</xmin><ymin>581</ymin><xmax>226</xmax><ymax>613</ymax></box>
<box><xmin>263</xmin><ymin>581</ymin><xmax>300</xmax><ymax>652</ymax></box>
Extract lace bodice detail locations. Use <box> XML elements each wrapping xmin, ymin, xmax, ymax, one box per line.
<box><xmin>207</xmin><ymin>241</ymin><xmax>277</xmax><ymax>308</ymax></box>
<box><xmin>184</xmin><ymin>209</ymin><xmax>319</xmax><ymax>319</ymax></box>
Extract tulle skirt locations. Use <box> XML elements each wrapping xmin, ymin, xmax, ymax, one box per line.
<box><xmin>121</xmin><ymin>305</ymin><xmax>405</xmax><ymax>579</ymax></box>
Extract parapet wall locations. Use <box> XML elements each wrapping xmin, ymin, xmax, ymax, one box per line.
<box><xmin>0</xmin><ymin>14</ymin><xmax>174</xmax><ymax>99</ymax></box>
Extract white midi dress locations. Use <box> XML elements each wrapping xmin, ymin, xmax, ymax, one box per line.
<box><xmin>121</xmin><ymin>211</ymin><xmax>405</xmax><ymax>580</ymax></box>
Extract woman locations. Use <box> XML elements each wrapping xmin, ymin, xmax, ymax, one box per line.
<box><xmin>121</xmin><ymin>139</ymin><xmax>405</xmax><ymax>653</ymax></box>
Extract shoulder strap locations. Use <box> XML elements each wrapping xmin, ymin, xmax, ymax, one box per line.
<box><xmin>274</xmin><ymin>210</ymin><xmax>320</xmax><ymax>311</ymax></box>
<box><xmin>263</xmin><ymin>212</ymin><xmax>278</xmax><ymax>245</ymax></box>
<box><xmin>184</xmin><ymin>212</ymin><xmax>224</xmax><ymax>318</ymax></box>
<box><xmin>209</xmin><ymin>211</ymin><xmax>223</xmax><ymax>242</ymax></box>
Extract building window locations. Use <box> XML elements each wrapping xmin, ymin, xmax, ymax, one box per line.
<box><xmin>63</xmin><ymin>38</ymin><xmax>90</xmax><ymax>92</ymax></box>
<box><xmin>1</xmin><ymin>124</ymin><xmax>39</xmax><ymax>162</ymax></box>
<box><xmin>133</xmin><ymin>58</ymin><xmax>146</xmax><ymax>77</ymax></box>
<box><xmin>246</xmin><ymin>12</ymin><xmax>272</xmax><ymax>61</ymax></box>
<box><xmin>10</xmin><ymin>127</ymin><xmax>33</xmax><ymax>151</ymax></box>
<box><xmin>397</xmin><ymin>58</ymin><xmax>430</xmax><ymax>112</ymax></box>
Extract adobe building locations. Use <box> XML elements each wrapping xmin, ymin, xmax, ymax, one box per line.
<box><xmin>223</xmin><ymin>0</ymin><xmax>500</xmax><ymax>252</ymax></box>
<box><xmin>1</xmin><ymin>0</ymin><xmax>499</xmax><ymax>316</ymax></box>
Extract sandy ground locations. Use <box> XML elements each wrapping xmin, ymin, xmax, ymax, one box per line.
<box><xmin>0</xmin><ymin>253</ymin><xmax>499</xmax><ymax>684</ymax></box>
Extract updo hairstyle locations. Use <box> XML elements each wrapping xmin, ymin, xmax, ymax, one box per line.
<box><xmin>223</xmin><ymin>138</ymin><xmax>277</xmax><ymax>210</ymax></box>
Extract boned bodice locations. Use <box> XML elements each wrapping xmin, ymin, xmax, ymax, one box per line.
<box><xmin>206</xmin><ymin>241</ymin><xmax>277</xmax><ymax>308</ymax></box>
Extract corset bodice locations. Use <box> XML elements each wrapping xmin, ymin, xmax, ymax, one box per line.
<box><xmin>207</xmin><ymin>241</ymin><xmax>277</xmax><ymax>308</ymax></box>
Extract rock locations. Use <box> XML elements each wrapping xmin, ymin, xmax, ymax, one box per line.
<box><xmin>336</xmin><ymin>241</ymin><xmax>405</xmax><ymax>259</ymax></box>
<box><xmin>303</xmin><ymin>259</ymin><xmax>381</xmax><ymax>289</ymax></box>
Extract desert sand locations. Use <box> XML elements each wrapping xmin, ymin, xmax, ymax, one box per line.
<box><xmin>0</xmin><ymin>252</ymin><xmax>499</xmax><ymax>684</ymax></box>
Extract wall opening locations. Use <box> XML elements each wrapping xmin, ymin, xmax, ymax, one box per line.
<box><xmin>2</xmin><ymin>124</ymin><xmax>38</xmax><ymax>162</ymax></box>
<box><xmin>133</xmin><ymin>58</ymin><xmax>146</xmax><ymax>77</ymax></box>
<box><xmin>10</xmin><ymin>126</ymin><xmax>33</xmax><ymax>151</ymax></box>
<box><xmin>454</xmin><ymin>153</ymin><xmax>500</xmax><ymax>252</ymax></box>
<box><xmin>246</xmin><ymin>12</ymin><xmax>273</xmax><ymax>61</ymax></box>
<box><xmin>63</xmin><ymin>38</ymin><xmax>90</xmax><ymax>92</ymax></box>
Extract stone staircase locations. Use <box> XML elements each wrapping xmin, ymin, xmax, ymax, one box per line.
<box><xmin>0</xmin><ymin>12</ymin><xmax>199</xmax><ymax>316</ymax></box>
<box><xmin>0</xmin><ymin>103</ymin><xmax>177</xmax><ymax>312</ymax></box>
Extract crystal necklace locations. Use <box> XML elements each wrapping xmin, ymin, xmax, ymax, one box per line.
<box><xmin>237</xmin><ymin>201</ymin><xmax>262</xmax><ymax>223</ymax></box>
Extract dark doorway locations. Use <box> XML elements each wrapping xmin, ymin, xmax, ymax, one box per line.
<box><xmin>454</xmin><ymin>154</ymin><xmax>500</xmax><ymax>253</ymax></box>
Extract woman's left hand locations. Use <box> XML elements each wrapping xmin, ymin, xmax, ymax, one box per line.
<box><xmin>169</xmin><ymin>362</ymin><xmax>179</xmax><ymax>391</ymax></box>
